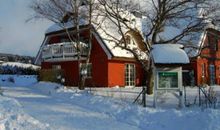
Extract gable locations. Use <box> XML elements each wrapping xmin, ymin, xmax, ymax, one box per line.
<box><xmin>34</xmin><ymin>27</ymin><xmax>114</xmax><ymax>65</ymax></box>
<box><xmin>199</xmin><ymin>29</ymin><xmax>220</xmax><ymax>57</ymax></box>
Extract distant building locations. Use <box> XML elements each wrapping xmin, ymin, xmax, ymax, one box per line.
<box><xmin>184</xmin><ymin>28</ymin><xmax>220</xmax><ymax>86</ymax></box>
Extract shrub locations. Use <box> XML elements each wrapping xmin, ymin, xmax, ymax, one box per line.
<box><xmin>0</xmin><ymin>65</ymin><xmax>40</xmax><ymax>75</ymax></box>
<box><xmin>39</xmin><ymin>69</ymin><xmax>64</xmax><ymax>84</ymax></box>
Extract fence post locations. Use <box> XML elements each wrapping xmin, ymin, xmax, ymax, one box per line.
<box><xmin>142</xmin><ymin>86</ymin><xmax>146</xmax><ymax>107</ymax></box>
<box><xmin>184</xmin><ymin>86</ymin><xmax>186</xmax><ymax>106</ymax></box>
<box><xmin>199</xmin><ymin>86</ymin><xmax>201</xmax><ymax>106</ymax></box>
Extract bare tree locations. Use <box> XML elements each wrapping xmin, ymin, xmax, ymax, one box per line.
<box><xmin>95</xmin><ymin>0</ymin><xmax>220</xmax><ymax>92</ymax></box>
<box><xmin>31</xmin><ymin>0</ymin><xmax>220</xmax><ymax>97</ymax></box>
<box><xmin>30</xmin><ymin>0</ymin><xmax>95</xmax><ymax>90</ymax></box>
<box><xmin>90</xmin><ymin>0</ymin><xmax>220</xmax><ymax>106</ymax></box>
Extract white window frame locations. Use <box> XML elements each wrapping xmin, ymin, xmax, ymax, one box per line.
<box><xmin>125</xmin><ymin>35</ymin><xmax>136</xmax><ymax>49</ymax></box>
<box><xmin>125</xmin><ymin>64</ymin><xmax>136</xmax><ymax>86</ymax></box>
<box><xmin>202</xmin><ymin>63</ymin><xmax>205</xmax><ymax>78</ymax></box>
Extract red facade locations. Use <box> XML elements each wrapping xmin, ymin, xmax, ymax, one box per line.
<box><xmin>40</xmin><ymin>29</ymin><xmax>146</xmax><ymax>87</ymax></box>
<box><xmin>186</xmin><ymin>28</ymin><xmax>220</xmax><ymax>86</ymax></box>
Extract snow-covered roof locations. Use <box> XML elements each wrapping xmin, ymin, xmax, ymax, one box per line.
<box><xmin>184</xmin><ymin>31</ymin><xmax>206</xmax><ymax>58</ymax></box>
<box><xmin>46</xmin><ymin>19</ymin><xmax>89</xmax><ymax>34</ymax></box>
<box><xmin>44</xmin><ymin>5</ymin><xmax>145</xmax><ymax>59</ymax></box>
<box><xmin>140</xmin><ymin>1</ymin><xmax>220</xmax><ymax>58</ymax></box>
<box><xmin>151</xmin><ymin>44</ymin><xmax>189</xmax><ymax>64</ymax></box>
<box><xmin>39</xmin><ymin>1</ymin><xmax>220</xmax><ymax>61</ymax></box>
<box><xmin>184</xmin><ymin>24</ymin><xmax>219</xmax><ymax>58</ymax></box>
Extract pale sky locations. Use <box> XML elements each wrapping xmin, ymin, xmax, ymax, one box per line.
<box><xmin>0</xmin><ymin>0</ymin><xmax>52</xmax><ymax>57</ymax></box>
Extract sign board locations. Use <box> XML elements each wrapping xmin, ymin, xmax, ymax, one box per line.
<box><xmin>153</xmin><ymin>67</ymin><xmax>184</xmax><ymax>108</ymax></box>
<box><xmin>158</xmin><ymin>72</ymin><xmax>178</xmax><ymax>89</ymax></box>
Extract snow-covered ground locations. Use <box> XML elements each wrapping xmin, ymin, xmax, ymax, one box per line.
<box><xmin>0</xmin><ymin>75</ymin><xmax>220</xmax><ymax>130</ymax></box>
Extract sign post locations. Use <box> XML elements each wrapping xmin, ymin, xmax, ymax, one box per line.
<box><xmin>153</xmin><ymin>67</ymin><xmax>184</xmax><ymax>108</ymax></box>
<box><xmin>151</xmin><ymin>44</ymin><xmax>189</xmax><ymax>108</ymax></box>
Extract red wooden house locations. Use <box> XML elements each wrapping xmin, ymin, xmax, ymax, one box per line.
<box><xmin>35</xmin><ymin>23</ymin><xmax>147</xmax><ymax>87</ymax></box>
<box><xmin>184</xmin><ymin>28</ymin><xmax>220</xmax><ymax>86</ymax></box>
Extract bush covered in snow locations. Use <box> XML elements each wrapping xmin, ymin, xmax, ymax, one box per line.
<box><xmin>0</xmin><ymin>62</ymin><xmax>40</xmax><ymax>75</ymax></box>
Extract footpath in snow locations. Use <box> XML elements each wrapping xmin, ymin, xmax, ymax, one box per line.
<box><xmin>0</xmin><ymin>75</ymin><xmax>220</xmax><ymax>130</ymax></box>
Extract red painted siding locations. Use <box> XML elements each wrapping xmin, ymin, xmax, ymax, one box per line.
<box><xmin>42</xmin><ymin>31</ymin><xmax>109</xmax><ymax>87</ymax></box>
<box><xmin>215</xmin><ymin>61</ymin><xmax>220</xmax><ymax>84</ymax></box>
<box><xmin>108</xmin><ymin>60</ymin><xmax>145</xmax><ymax>87</ymax></box>
<box><xmin>48</xmin><ymin>36</ymin><xmax>60</xmax><ymax>44</ymax></box>
<box><xmin>85</xmin><ymin>35</ymin><xmax>108</xmax><ymax>87</ymax></box>
<box><xmin>190</xmin><ymin>29</ymin><xmax>220</xmax><ymax>85</ymax></box>
<box><xmin>108</xmin><ymin>61</ymin><xmax>124</xmax><ymax>86</ymax></box>
<box><xmin>41</xmin><ymin>29</ymin><xmax>146</xmax><ymax>87</ymax></box>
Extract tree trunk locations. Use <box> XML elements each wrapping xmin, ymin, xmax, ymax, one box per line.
<box><xmin>146</xmin><ymin>69</ymin><xmax>154</xmax><ymax>95</ymax></box>
<box><xmin>80</xmin><ymin>0</ymin><xmax>93</xmax><ymax>89</ymax></box>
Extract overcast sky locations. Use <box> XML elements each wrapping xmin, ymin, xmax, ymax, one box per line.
<box><xmin>0</xmin><ymin>0</ymin><xmax>52</xmax><ymax>57</ymax></box>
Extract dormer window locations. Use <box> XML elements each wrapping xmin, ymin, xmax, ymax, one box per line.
<box><xmin>126</xmin><ymin>36</ymin><xmax>131</xmax><ymax>45</ymax></box>
<box><xmin>125</xmin><ymin>35</ymin><xmax>136</xmax><ymax>50</ymax></box>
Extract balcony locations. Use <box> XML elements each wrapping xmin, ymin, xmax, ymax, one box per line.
<box><xmin>42</xmin><ymin>42</ymin><xmax>89</xmax><ymax>61</ymax></box>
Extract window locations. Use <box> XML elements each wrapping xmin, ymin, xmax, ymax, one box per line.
<box><xmin>126</xmin><ymin>36</ymin><xmax>131</xmax><ymax>45</ymax></box>
<box><xmin>125</xmin><ymin>64</ymin><xmax>136</xmax><ymax>86</ymax></box>
<box><xmin>125</xmin><ymin>35</ymin><xmax>136</xmax><ymax>51</ymax></box>
<box><xmin>52</xmin><ymin>65</ymin><xmax>61</xmax><ymax>70</ymax></box>
<box><xmin>80</xmin><ymin>63</ymin><xmax>92</xmax><ymax>78</ymax></box>
<box><xmin>158</xmin><ymin>72</ymin><xmax>178</xmax><ymax>89</ymax></box>
<box><xmin>202</xmin><ymin>63</ymin><xmax>205</xmax><ymax>78</ymax></box>
<box><xmin>209</xmin><ymin>65</ymin><xmax>215</xmax><ymax>85</ymax></box>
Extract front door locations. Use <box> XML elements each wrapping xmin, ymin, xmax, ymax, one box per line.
<box><xmin>209</xmin><ymin>65</ymin><xmax>215</xmax><ymax>85</ymax></box>
<box><xmin>125</xmin><ymin>64</ymin><xmax>135</xmax><ymax>86</ymax></box>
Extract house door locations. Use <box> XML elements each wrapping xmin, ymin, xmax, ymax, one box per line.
<box><xmin>209</xmin><ymin>65</ymin><xmax>215</xmax><ymax>85</ymax></box>
<box><xmin>125</xmin><ymin>64</ymin><xmax>135</xmax><ymax>86</ymax></box>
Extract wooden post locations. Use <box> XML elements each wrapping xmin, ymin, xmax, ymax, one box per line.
<box><xmin>142</xmin><ymin>86</ymin><xmax>146</xmax><ymax>107</ymax></box>
<box><xmin>153</xmin><ymin>69</ymin><xmax>157</xmax><ymax>108</ymax></box>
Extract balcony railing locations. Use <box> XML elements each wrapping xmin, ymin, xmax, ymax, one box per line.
<box><xmin>42</xmin><ymin>42</ymin><xmax>89</xmax><ymax>61</ymax></box>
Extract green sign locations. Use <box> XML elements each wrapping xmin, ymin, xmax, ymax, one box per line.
<box><xmin>158</xmin><ymin>72</ymin><xmax>178</xmax><ymax>89</ymax></box>
<box><xmin>159</xmin><ymin>72</ymin><xmax>178</xmax><ymax>77</ymax></box>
